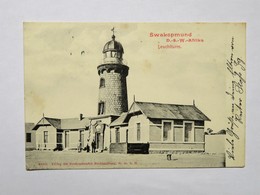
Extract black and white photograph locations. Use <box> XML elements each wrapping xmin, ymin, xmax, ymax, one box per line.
<box><xmin>24</xmin><ymin>23</ymin><xmax>246</xmax><ymax>169</ymax></box>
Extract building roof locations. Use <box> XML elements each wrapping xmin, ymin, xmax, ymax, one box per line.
<box><xmin>60</xmin><ymin>118</ymin><xmax>90</xmax><ymax>130</ymax></box>
<box><xmin>132</xmin><ymin>101</ymin><xmax>210</xmax><ymax>121</ymax></box>
<box><xmin>45</xmin><ymin>117</ymin><xmax>61</xmax><ymax>129</ymax></box>
<box><xmin>89</xmin><ymin>114</ymin><xmax>119</xmax><ymax>120</ymax></box>
<box><xmin>110</xmin><ymin>101</ymin><xmax>210</xmax><ymax>128</ymax></box>
<box><xmin>33</xmin><ymin>117</ymin><xmax>90</xmax><ymax>130</ymax></box>
<box><xmin>110</xmin><ymin>112</ymin><xmax>128</xmax><ymax>127</ymax></box>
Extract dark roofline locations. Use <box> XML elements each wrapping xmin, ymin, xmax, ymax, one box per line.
<box><xmin>32</xmin><ymin>117</ymin><xmax>54</xmax><ymax>130</ymax></box>
<box><xmin>146</xmin><ymin>117</ymin><xmax>209</xmax><ymax>121</ymax></box>
<box><xmin>32</xmin><ymin>116</ymin><xmax>91</xmax><ymax>130</ymax></box>
<box><xmin>89</xmin><ymin>114</ymin><xmax>120</xmax><ymax>120</ymax></box>
<box><xmin>44</xmin><ymin>117</ymin><xmax>61</xmax><ymax>120</ymax></box>
<box><xmin>110</xmin><ymin>123</ymin><xmax>128</xmax><ymax>127</ymax></box>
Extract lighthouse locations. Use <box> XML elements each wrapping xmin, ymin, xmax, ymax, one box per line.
<box><xmin>97</xmin><ymin>31</ymin><xmax>129</xmax><ymax>116</ymax></box>
<box><xmin>89</xmin><ymin>29</ymin><xmax>129</xmax><ymax>152</ymax></box>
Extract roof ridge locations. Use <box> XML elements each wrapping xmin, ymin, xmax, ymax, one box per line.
<box><xmin>135</xmin><ymin>101</ymin><xmax>194</xmax><ymax>107</ymax></box>
<box><xmin>44</xmin><ymin>117</ymin><xmax>61</xmax><ymax>120</ymax></box>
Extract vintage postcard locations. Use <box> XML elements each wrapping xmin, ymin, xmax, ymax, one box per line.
<box><xmin>24</xmin><ymin>23</ymin><xmax>246</xmax><ymax>170</ymax></box>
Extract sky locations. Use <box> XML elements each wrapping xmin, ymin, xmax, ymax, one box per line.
<box><xmin>24</xmin><ymin>23</ymin><xmax>246</xmax><ymax>132</ymax></box>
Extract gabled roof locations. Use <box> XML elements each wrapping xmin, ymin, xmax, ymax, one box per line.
<box><xmin>33</xmin><ymin>117</ymin><xmax>90</xmax><ymax>130</ymax></box>
<box><xmin>60</xmin><ymin>118</ymin><xmax>90</xmax><ymax>130</ymax></box>
<box><xmin>110</xmin><ymin>112</ymin><xmax>128</xmax><ymax>127</ymax></box>
<box><xmin>130</xmin><ymin>101</ymin><xmax>210</xmax><ymax>121</ymax></box>
<box><xmin>45</xmin><ymin>117</ymin><xmax>61</xmax><ymax>129</ymax></box>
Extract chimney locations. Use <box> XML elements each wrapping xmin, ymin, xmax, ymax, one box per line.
<box><xmin>79</xmin><ymin>113</ymin><xmax>84</xmax><ymax>120</ymax></box>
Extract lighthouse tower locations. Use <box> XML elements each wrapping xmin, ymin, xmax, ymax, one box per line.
<box><xmin>97</xmin><ymin>32</ymin><xmax>129</xmax><ymax>116</ymax></box>
<box><xmin>89</xmin><ymin>30</ymin><xmax>129</xmax><ymax>152</ymax></box>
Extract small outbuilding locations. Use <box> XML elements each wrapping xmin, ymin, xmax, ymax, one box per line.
<box><xmin>32</xmin><ymin>115</ymin><xmax>90</xmax><ymax>151</ymax></box>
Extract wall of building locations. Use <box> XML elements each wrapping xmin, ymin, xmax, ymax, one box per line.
<box><xmin>149</xmin><ymin>142</ymin><xmax>205</xmax><ymax>153</ymax></box>
<box><xmin>148</xmin><ymin>120</ymin><xmax>205</xmax><ymax>143</ymax></box>
<box><xmin>110</xmin><ymin>117</ymin><xmax>207</xmax><ymax>153</ymax></box>
<box><xmin>174</xmin><ymin>127</ymin><xmax>183</xmax><ymax>142</ymax></box>
<box><xmin>111</xmin><ymin>126</ymin><xmax>128</xmax><ymax>143</ymax></box>
<box><xmin>148</xmin><ymin>119</ymin><xmax>206</xmax><ymax>153</ymax></box>
<box><xmin>67</xmin><ymin>130</ymin><xmax>79</xmax><ymax>150</ymax></box>
<box><xmin>195</xmin><ymin>127</ymin><xmax>205</xmax><ymax>142</ymax></box>
<box><xmin>149</xmin><ymin>119</ymin><xmax>162</xmax><ymax>141</ymax></box>
<box><xmin>63</xmin><ymin>129</ymin><xmax>90</xmax><ymax>150</ymax></box>
<box><xmin>149</xmin><ymin>125</ymin><xmax>162</xmax><ymax>141</ymax></box>
<box><xmin>98</xmin><ymin>68</ymin><xmax>128</xmax><ymax>115</ymax></box>
<box><xmin>128</xmin><ymin>114</ymin><xmax>150</xmax><ymax>143</ymax></box>
<box><xmin>36</xmin><ymin>125</ymin><xmax>57</xmax><ymax>150</ymax></box>
<box><xmin>110</xmin><ymin>143</ymin><xmax>127</xmax><ymax>154</ymax></box>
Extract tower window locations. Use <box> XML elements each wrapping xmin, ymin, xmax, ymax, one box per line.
<box><xmin>100</xmin><ymin>78</ymin><xmax>105</xmax><ymax>88</ymax></box>
<box><xmin>112</xmin><ymin>51</ymin><xmax>117</xmax><ymax>57</ymax></box>
<box><xmin>98</xmin><ymin>102</ymin><xmax>105</xmax><ymax>115</ymax></box>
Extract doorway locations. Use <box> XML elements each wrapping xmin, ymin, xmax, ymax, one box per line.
<box><xmin>96</xmin><ymin>132</ymin><xmax>104</xmax><ymax>151</ymax></box>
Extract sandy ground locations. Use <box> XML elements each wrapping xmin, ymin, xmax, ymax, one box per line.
<box><xmin>26</xmin><ymin>150</ymin><xmax>225</xmax><ymax>170</ymax></box>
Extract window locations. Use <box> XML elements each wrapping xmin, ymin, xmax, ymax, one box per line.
<box><xmin>98</xmin><ymin>102</ymin><xmax>105</xmax><ymax>115</ymax></box>
<box><xmin>184</xmin><ymin>123</ymin><xmax>193</xmax><ymax>142</ymax></box>
<box><xmin>112</xmin><ymin>51</ymin><xmax>117</xmax><ymax>57</ymax></box>
<box><xmin>115</xmin><ymin>128</ymin><xmax>120</xmax><ymax>143</ymax></box>
<box><xmin>126</xmin><ymin>129</ymin><xmax>128</xmax><ymax>143</ymax></box>
<box><xmin>26</xmin><ymin>133</ymin><xmax>31</xmax><ymax>142</ymax></box>
<box><xmin>137</xmin><ymin>123</ymin><xmax>141</xmax><ymax>141</ymax></box>
<box><xmin>163</xmin><ymin>121</ymin><xmax>172</xmax><ymax>141</ymax></box>
<box><xmin>57</xmin><ymin>133</ymin><xmax>62</xmax><ymax>143</ymax></box>
<box><xmin>44</xmin><ymin>131</ymin><xmax>48</xmax><ymax>143</ymax></box>
<box><xmin>99</xmin><ymin>78</ymin><xmax>105</xmax><ymax>88</ymax></box>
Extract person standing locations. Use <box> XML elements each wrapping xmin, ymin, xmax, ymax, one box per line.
<box><xmin>86</xmin><ymin>144</ymin><xmax>90</xmax><ymax>153</ymax></box>
<box><xmin>91</xmin><ymin>140</ymin><xmax>96</xmax><ymax>153</ymax></box>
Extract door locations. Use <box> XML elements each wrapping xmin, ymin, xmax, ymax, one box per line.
<box><xmin>56</xmin><ymin>132</ymin><xmax>63</xmax><ymax>150</ymax></box>
<box><xmin>96</xmin><ymin>133</ymin><xmax>104</xmax><ymax>151</ymax></box>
